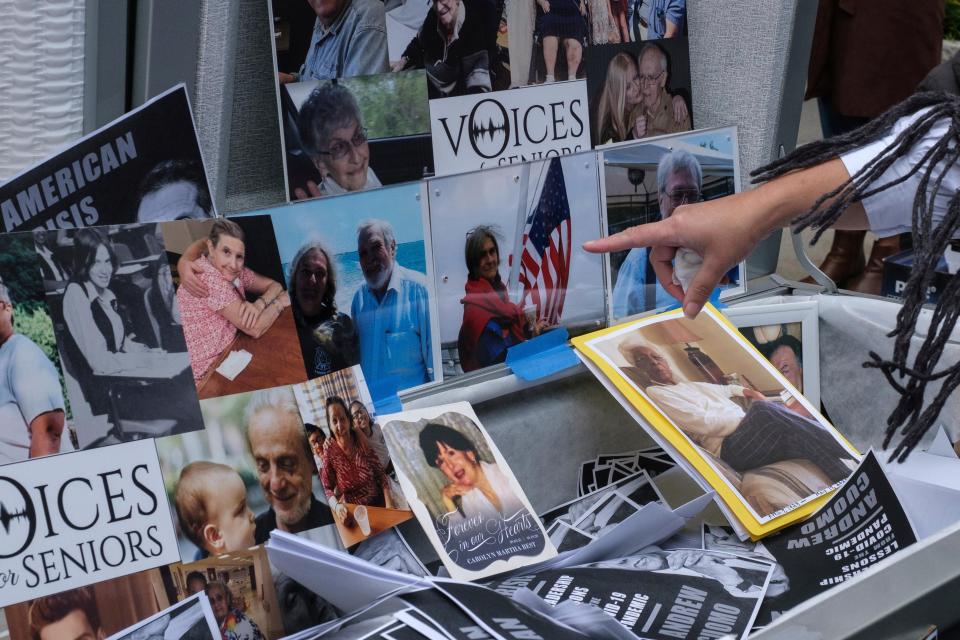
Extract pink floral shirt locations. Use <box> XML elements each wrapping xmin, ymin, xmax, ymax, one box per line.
<box><xmin>177</xmin><ymin>255</ymin><xmax>256</xmax><ymax>382</ymax></box>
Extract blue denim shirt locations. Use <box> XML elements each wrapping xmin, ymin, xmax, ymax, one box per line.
<box><xmin>300</xmin><ymin>0</ymin><xmax>389</xmax><ymax>81</ymax></box>
<box><xmin>648</xmin><ymin>0</ymin><xmax>685</xmax><ymax>40</ymax></box>
<box><xmin>351</xmin><ymin>264</ymin><xmax>434</xmax><ymax>391</ymax></box>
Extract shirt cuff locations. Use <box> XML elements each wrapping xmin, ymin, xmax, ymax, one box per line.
<box><xmin>840</xmin><ymin>107</ymin><xmax>950</xmax><ymax>238</ymax></box>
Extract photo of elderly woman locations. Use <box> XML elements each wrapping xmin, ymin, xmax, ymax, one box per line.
<box><xmin>458</xmin><ymin>226</ymin><xmax>548</xmax><ymax>372</ymax></box>
<box><xmin>587</xmin><ymin>39</ymin><xmax>692</xmax><ymax>146</ymax></box>
<box><xmin>205</xmin><ymin>581</ymin><xmax>265</xmax><ymax>640</ymax></box>
<box><xmin>381</xmin><ymin>402</ymin><xmax>555</xmax><ymax>581</ymax></box>
<box><xmin>163</xmin><ymin>217</ymin><xmax>307</xmax><ymax>400</ymax></box>
<box><xmin>292</xmin><ymin>366</ymin><xmax>412</xmax><ymax>548</ymax></box>
<box><xmin>279</xmin><ymin>71</ymin><xmax>433</xmax><ymax>202</ymax></box>
<box><xmin>45</xmin><ymin>224</ymin><xmax>203</xmax><ymax>448</ymax></box>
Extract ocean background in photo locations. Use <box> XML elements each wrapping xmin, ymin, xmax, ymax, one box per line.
<box><xmin>284</xmin><ymin>240</ymin><xmax>427</xmax><ymax>311</ymax></box>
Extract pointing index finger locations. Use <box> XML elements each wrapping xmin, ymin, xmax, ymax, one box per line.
<box><xmin>583</xmin><ymin>219</ymin><xmax>679</xmax><ymax>254</ymax></box>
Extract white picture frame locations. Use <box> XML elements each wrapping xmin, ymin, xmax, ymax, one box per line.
<box><xmin>723</xmin><ymin>300</ymin><xmax>821</xmax><ymax>408</ymax></box>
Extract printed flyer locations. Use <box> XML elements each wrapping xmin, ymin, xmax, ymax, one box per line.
<box><xmin>381</xmin><ymin>402</ymin><xmax>556</xmax><ymax>581</ymax></box>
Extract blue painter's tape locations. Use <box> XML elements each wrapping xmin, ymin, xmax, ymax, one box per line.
<box><xmin>506</xmin><ymin>327</ymin><xmax>580</xmax><ymax>381</ymax></box>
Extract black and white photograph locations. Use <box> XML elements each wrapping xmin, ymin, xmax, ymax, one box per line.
<box><xmin>0</xmin><ymin>86</ymin><xmax>214</xmax><ymax>234</ymax></box>
<box><xmin>381</xmin><ymin>402</ymin><xmax>556</xmax><ymax>581</ymax></box>
<box><xmin>0</xmin><ymin>231</ymin><xmax>76</xmax><ymax>465</ymax></box>
<box><xmin>542</xmin><ymin>469</ymin><xmax>661</xmax><ymax>533</ymax></box>
<box><xmin>601</xmin><ymin>128</ymin><xmax>744</xmax><ymax>320</ymax></box>
<box><xmin>547</xmin><ymin>521</ymin><xmax>596</xmax><ymax>552</ymax></box>
<box><xmin>570</xmin><ymin>490</ymin><xmax>643</xmax><ymax>537</ymax></box>
<box><xmin>106</xmin><ymin>593</ymin><xmax>220</xmax><ymax>640</ymax></box>
<box><xmin>585</xmin><ymin>38</ymin><xmax>692</xmax><ymax>147</ymax></box>
<box><xmin>725</xmin><ymin>300</ymin><xmax>821</xmax><ymax>407</ymax></box>
<box><xmin>755</xmin><ymin>451</ymin><xmax>917</xmax><ymax>624</ymax></box>
<box><xmin>581</xmin><ymin>305</ymin><xmax>859</xmax><ymax>524</ymax></box>
<box><xmin>486</xmin><ymin>548</ymin><xmax>775</xmax><ymax>640</ymax></box>
<box><xmin>429</xmin><ymin>155</ymin><xmax>604</xmax><ymax>377</ymax></box>
<box><xmin>43</xmin><ymin>223</ymin><xmax>203</xmax><ymax>448</ymax></box>
<box><xmin>279</xmin><ymin>71</ymin><xmax>434</xmax><ymax>201</ymax></box>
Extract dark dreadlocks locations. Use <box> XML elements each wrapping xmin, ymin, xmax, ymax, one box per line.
<box><xmin>751</xmin><ymin>91</ymin><xmax>960</xmax><ymax>462</ymax></box>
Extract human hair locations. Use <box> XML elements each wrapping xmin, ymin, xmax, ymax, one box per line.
<box><xmin>186</xmin><ymin>570</ymin><xmax>207</xmax><ymax>588</ymax></box>
<box><xmin>205</xmin><ymin>580</ymin><xmax>233</xmax><ymax>608</ymax></box>
<box><xmin>289</xmin><ymin>241</ymin><xmax>338</xmax><ymax>325</ymax></box>
<box><xmin>297</xmin><ymin>83</ymin><xmax>363</xmax><ymax>157</ymax></box>
<box><xmin>137</xmin><ymin>158</ymin><xmax>212</xmax><ymax>215</ymax></box>
<box><xmin>464</xmin><ymin>225</ymin><xmax>500</xmax><ymax>280</ymax></box>
<box><xmin>357</xmin><ymin>219</ymin><xmax>396</xmax><ymax>249</ymax></box>
<box><xmin>70</xmin><ymin>228</ymin><xmax>117</xmax><ymax>285</ymax></box>
<box><xmin>304</xmin><ymin>422</ymin><xmax>322</xmax><ymax>437</ymax></box>
<box><xmin>750</xmin><ymin>92</ymin><xmax>960</xmax><ymax>459</ymax></box>
<box><xmin>207</xmin><ymin>219</ymin><xmax>245</xmax><ymax>248</ymax></box>
<box><xmin>656</xmin><ymin>149</ymin><xmax>703</xmax><ymax>195</ymax></box>
<box><xmin>174</xmin><ymin>461</ymin><xmax>238</xmax><ymax>550</ymax></box>
<box><xmin>638</xmin><ymin>42</ymin><xmax>668</xmax><ymax>75</ymax></box>
<box><xmin>764</xmin><ymin>335</ymin><xmax>803</xmax><ymax>367</ymax></box>
<box><xmin>244</xmin><ymin>386</ymin><xmax>313</xmax><ymax>462</ymax></box>
<box><xmin>325</xmin><ymin>395</ymin><xmax>359</xmax><ymax>446</ymax></box>
<box><xmin>29</xmin><ymin>587</ymin><xmax>101</xmax><ymax>640</ymax></box>
<box><xmin>349</xmin><ymin>399</ymin><xmax>369</xmax><ymax>418</ymax></box>
<box><xmin>419</xmin><ymin>422</ymin><xmax>483</xmax><ymax>467</ymax></box>
<box><xmin>594</xmin><ymin>52</ymin><xmax>638</xmax><ymax>142</ymax></box>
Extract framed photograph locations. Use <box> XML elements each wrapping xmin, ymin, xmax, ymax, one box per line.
<box><xmin>380</xmin><ymin>401</ymin><xmax>556</xmax><ymax>581</ymax></box>
<box><xmin>573</xmin><ymin>305</ymin><xmax>859</xmax><ymax>533</ymax></box>
<box><xmin>239</xmin><ymin>181</ymin><xmax>442</xmax><ymax>394</ymax></box>
<box><xmin>723</xmin><ymin>300</ymin><xmax>820</xmax><ymax>408</ymax></box>
<box><xmin>599</xmin><ymin>127</ymin><xmax>745</xmax><ymax>321</ymax></box>
<box><xmin>428</xmin><ymin>155</ymin><xmax>605</xmax><ymax>378</ymax></box>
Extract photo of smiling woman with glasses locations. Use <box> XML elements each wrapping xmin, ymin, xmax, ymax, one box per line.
<box><xmin>296</xmin><ymin>83</ymin><xmax>381</xmax><ymax>199</ymax></box>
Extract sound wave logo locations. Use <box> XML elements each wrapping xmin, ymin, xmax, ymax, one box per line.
<box><xmin>468</xmin><ymin>99</ymin><xmax>510</xmax><ymax>159</ymax></box>
<box><xmin>0</xmin><ymin>476</ymin><xmax>36</xmax><ymax>559</ymax></box>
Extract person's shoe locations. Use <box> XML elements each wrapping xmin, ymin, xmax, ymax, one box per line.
<box><xmin>801</xmin><ymin>229</ymin><xmax>866</xmax><ymax>286</ymax></box>
<box><xmin>847</xmin><ymin>234</ymin><xmax>903</xmax><ymax>295</ymax></box>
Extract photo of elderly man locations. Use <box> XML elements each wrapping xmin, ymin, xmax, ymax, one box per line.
<box><xmin>274</xmin><ymin>0</ymin><xmax>389</xmax><ymax>84</ymax></box>
<box><xmin>592</xmin><ymin>310</ymin><xmax>858</xmax><ymax>519</ymax></box>
<box><xmin>352</xmin><ymin>218</ymin><xmax>434</xmax><ymax>390</ymax></box>
<box><xmin>246</xmin><ymin>386</ymin><xmax>336</xmax><ymax>542</ymax></box>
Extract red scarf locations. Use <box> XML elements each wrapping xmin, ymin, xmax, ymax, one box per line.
<box><xmin>458</xmin><ymin>276</ymin><xmax>526</xmax><ymax>372</ymax></box>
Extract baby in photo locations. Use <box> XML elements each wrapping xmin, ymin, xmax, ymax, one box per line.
<box><xmin>174</xmin><ymin>461</ymin><xmax>256</xmax><ymax>557</ymax></box>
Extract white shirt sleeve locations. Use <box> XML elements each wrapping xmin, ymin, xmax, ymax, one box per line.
<box><xmin>840</xmin><ymin>107</ymin><xmax>959</xmax><ymax>238</ymax></box>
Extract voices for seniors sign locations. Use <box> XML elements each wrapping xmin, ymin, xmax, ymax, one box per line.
<box><xmin>429</xmin><ymin>81</ymin><xmax>590</xmax><ymax>176</ymax></box>
<box><xmin>0</xmin><ymin>440</ymin><xmax>180</xmax><ymax>606</ymax></box>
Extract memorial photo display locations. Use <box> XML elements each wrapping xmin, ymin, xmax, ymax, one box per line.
<box><xmin>574</xmin><ymin>305</ymin><xmax>860</xmax><ymax>534</ymax></box>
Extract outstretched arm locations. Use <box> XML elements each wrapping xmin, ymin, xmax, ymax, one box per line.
<box><xmin>29</xmin><ymin>411</ymin><xmax>64</xmax><ymax>458</ymax></box>
<box><xmin>584</xmin><ymin>158</ymin><xmax>868</xmax><ymax>318</ymax></box>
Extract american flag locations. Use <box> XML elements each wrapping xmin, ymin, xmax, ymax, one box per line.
<box><xmin>518</xmin><ymin>158</ymin><xmax>572</xmax><ymax>325</ymax></box>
